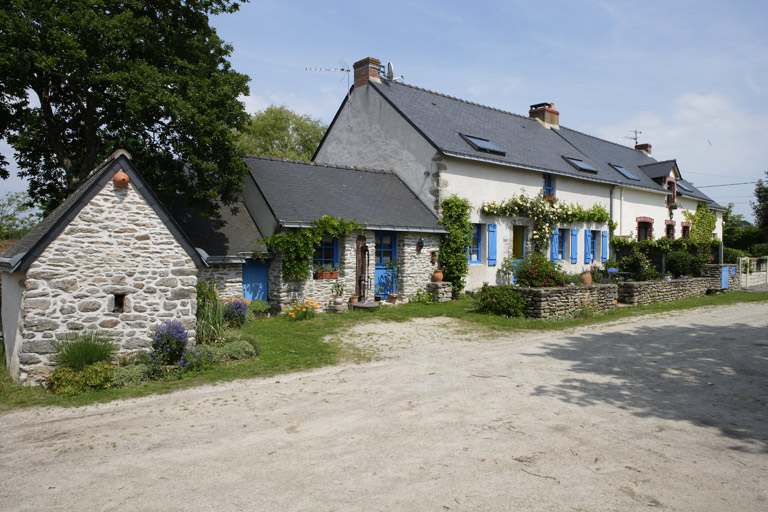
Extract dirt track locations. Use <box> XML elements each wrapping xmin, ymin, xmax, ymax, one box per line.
<box><xmin>1</xmin><ymin>303</ymin><xmax>767</xmax><ymax>511</ymax></box>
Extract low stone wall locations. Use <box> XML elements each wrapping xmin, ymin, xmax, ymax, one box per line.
<box><xmin>617</xmin><ymin>279</ymin><xmax>710</xmax><ymax>306</ymax></box>
<box><xmin>426</xmin><ymin>282</ymin><xmax>452</xmax><ymax>303</ymax></box>
<box><xmin>515</xmin><ymin>284</ymin><xmax>618</xmax><ymax>319</ymax></box>
<box><xmin>701</xmin><ymin>263</ymin><xmax>739</xmax><ymax>289</ymax></box>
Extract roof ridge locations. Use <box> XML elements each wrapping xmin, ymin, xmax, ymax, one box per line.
<box><xmin>244</xmin><ymin>153</ymin><xmax>394</xmax><ymax>175</ymax></box>
<box><xmin>380</xmin><ymin>80</ymin><xmax>531</xmax><ymax>121</ymax></box>
<box><xmin>638</xmin><ymin>159</ymin><xmax>676</xmax><ymax>167</ymax></box>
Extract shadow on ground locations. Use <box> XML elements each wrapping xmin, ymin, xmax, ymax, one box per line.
<box><xmin>528</xmin><ymin>321</ymin><xmax>768</xmax><ymax>452</ymax></box>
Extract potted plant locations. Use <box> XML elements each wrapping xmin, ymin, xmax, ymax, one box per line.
<box><xmin>331</xmin><ymin>280</ymin><xmax>345</xmax><ymax>305</ymax></box>
<box><xmin>430</xmin><ymin>251</ymin><xmax>438</xmax><ymax>265</ymax></box>
<box><xmin>374</xmin><ymin>285</ymin><xmax>383</xmax><ymax>302</ymax></box>
<box><xmin>250</xmin><ymin>299</ymin><xmax>270</xmax><ymax>319</ymax></box>
<box><xmin>384</xmin><ymin>261</ymin><xmax>400</xmax><ymax>303</ymax></box>
<box><xmin>314</xmin><ymin>263</ymin><xmax>339</xmax><ymax>280</ymax></box>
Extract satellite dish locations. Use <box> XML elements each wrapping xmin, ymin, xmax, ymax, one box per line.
<box><xmin>386</xmin><ymin>62</ymin><xmax>394</xmax><ymax>80</ymax></box>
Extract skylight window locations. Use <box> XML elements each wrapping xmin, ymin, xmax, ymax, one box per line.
<box><xmin>460</xmin><ymin>134</ymin><xmax>506</xmax><ymax>156</ymax></box>
<box><xmin>609</xmin><ymin>163</ymin><xmax>641</xmax><ymax>181</ymax></box>
<box><xmin>562</xmin><ymin>156</ymin><xmax>597</xmax><ymax>173</ymax></box>
<box><xmin>677</xmin><ymin>181</ymin><xmax>693</xmax><ymax>192</ymax></box>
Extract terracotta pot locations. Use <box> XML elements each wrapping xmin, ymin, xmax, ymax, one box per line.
<box><xmin>581</xmin><ymin>271</ymin><xmax>592</xmax><ymax>285</ymax></box>
<box><xmin>349</xmin><ymin>296</ymin><xmax>359</xmax><ymax>303</ymax></box>
<box><xmin>432</xmin><ymin>269</ymin><xmax>444</xmax><ymax>283</ymax></box>
<box><xmin>332</xmin><ymin>296</ymin><xmax>344</xmax><ymax>305</ymax></box>
<box><xmin>113</xmin><ymin>170</ymin><xmax>130</xmax><ymax>188</ymax></box>
<box><xmin>387</xmin><ymin>293</ymin><xmax>398</xmax><ymax>304</ymax></box>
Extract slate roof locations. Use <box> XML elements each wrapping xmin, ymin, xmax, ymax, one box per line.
<box><xmin>162</xmin><ymin>196</ymin><xmax>264</xmax><ymax>261</ymax></box>
<box><xmin>244</xmin><ymin>155</ymin><xmax>445</xmax><ymax>232</ymax></box>
<box><xmin>0</xmin><ymin>153</ymin><xmax>205</xmax><ymax>272</ymax></box>
<box><xmin>362</xmin><ymin>80</ymin><xmax>720</xmax><ymax>207</ymax></box>
<box><xmin>639</xmin><ymin>160</ymin><xmax>678</xmax><ymax>179</ymax></box>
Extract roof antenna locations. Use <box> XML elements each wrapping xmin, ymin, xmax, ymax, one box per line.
<box><xmin>306</xmin><ymin>61</ymin><xmax>352</xmax><ymax>124</ymax></box>
<box><xmin>624</xmin><ymin>129</ymin><xmax>642</xmax><ymax>145</ymax></box>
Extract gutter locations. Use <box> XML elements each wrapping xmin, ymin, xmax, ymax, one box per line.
<box><xmin>279</xmin><ymin>221</ymin><xmax>448</xmax><ymax>234</ymax></box>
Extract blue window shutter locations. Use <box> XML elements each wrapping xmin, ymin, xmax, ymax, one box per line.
<box><xmin>570</xmin><ymin>229</ymin><xmax>578</xmax><ymax>264</ymax></box>
<box><xmin>584</xmin><ymin>230</ymin><xmax>592</xmax><ymax>263</ymax></box>
<box><xmin>601</xmin><ymin>231</ymin><xmax>608</xmax><ymax>262</ymax></box>
<box><xmin>487</xmin><ymin>224</ymin><xmax>497</xmax><ymax>266</ymax></box>
<box><xmin>550</xmin><ymin>229</ymin><xmax>558</xmax><ymax>261</ymax></box>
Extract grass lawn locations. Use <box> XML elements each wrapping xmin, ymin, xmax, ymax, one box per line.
<box><xmin>2</xmin><ymin>290</ymin><xmax>767</xmax><ymax>411</ymax></box>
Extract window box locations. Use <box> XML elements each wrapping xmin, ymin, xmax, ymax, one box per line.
<box><xmin>314</xmin><ymin>270</ymin><xmax>339</xmax><ymax>280</ymax></box>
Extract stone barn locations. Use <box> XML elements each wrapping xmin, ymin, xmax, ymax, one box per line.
<box><xmin>0</xmin><ymin>150</ymin><xmax>203</xmax><ymax>384</ymax></box>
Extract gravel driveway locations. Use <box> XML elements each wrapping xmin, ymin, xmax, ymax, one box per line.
<box><xmin>1</xmin><ymin>303</ymin><xmax>767</xmax><ymax>511</ymax></box>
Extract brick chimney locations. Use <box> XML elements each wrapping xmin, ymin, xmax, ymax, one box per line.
<box><xmin>353</xmin><ymin>57</ymin><xmax>382</xmax><ymax>88</ymax></box>
<box><xmin>635</xmin><ymin>143</ymin><xmax>652</xmax><ymax>156</ymax></box>
<box><xmin>529</xmin><ymin>102</ymin><xmax>559</xmax><ymax>127</ymax></box>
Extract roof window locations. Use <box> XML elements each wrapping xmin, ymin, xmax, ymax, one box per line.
<box><xmin>562</xmin><ymin>156</ymin><xmax>597</xmax><ymax>173</ymax></box>
<box><xmin>609</xmin><ymin>164</ymin><xmax>640</xmax><ymax>181</ymax></box>
<box><xmin>460</xmin><ymin>134</ymin><xmax>506</xmax><ymax>156</ymax></box>
<box><xmin>676</xmin><ymin>181</ymin><xmax>693</xmax><ymax>192</ymax></box>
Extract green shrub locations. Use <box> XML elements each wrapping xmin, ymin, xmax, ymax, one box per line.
<box><xmin>750</xmin><ymin>243</ymin><xmax>768</xmax><ymax>257</ymax></box>
<box><xmin>619</xmin><ymin>247</ymin><xmax>655</xmax><ymax>280</ymax></box>
<box><xmin>48</xmin><ymin>361</ymin><xmax>116</xmax><ymax>395</ymax></box>
<box><xmin>212</xmin><ymin>339</ymin><xmax>258</xmax><ymax>361</ymax></box>
<box><xmin>474</xmin><ymin>284</ymin><xmax>526</xmax><ymax>317</ymax></box>
<box><xmin>250</xmin><ymin>299</ymin><xmax>270</xmax><ymax>314</ymax></box>
<box><xmin>513</xmin><ymin>253</ymin><xmax>566</xmax><ymax>287</ymax></box>
<box><xmin>113</xmin><ymin>364</ymin><xmax>150</xmax><ymax>387</ymax></box>
<box><xmin>666</xmin><ymin>250</ymin><xmax>694</xmax><ymax>276</ymax></box>
<box><xmin>197</xmin><ymin>281</ymin><xmax>226</xmax><ymax>344</ymax></box>
<box><xmin>53</xmin><ymin>331</ymin><xmax>115</xmax><ymax>371</ymax></box>
<box><xmin>410</xmin><ymin>288</ymin><xmax>434</xmax><ymax>304</ymax></box>
<box><xmin>723</xmin><ymin>247</ymin><xmax>748</xmax><ymax>264</ymax></box>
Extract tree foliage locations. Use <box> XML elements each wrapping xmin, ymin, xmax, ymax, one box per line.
<box><xmin>0</xmin><ymin>191</ymin><xmax>41</xmax><ymax>239</ymax></box>
<box><xmin>753</xmin><ymin>172</ymin><xmax>768</xmax><ymax>234</ymax></box>
<box><xmin>683</xmin><ymin>204</ymin><xmax>717</xmax><ymax>243</ymax></box>
<box><xmin>439</xmin><ymin>195</ymin><xmax>473</xmax><ymax>298</ymax></box>
<box><xmin>0</xmin><ymin>0</ymin><xmax>250</xmax><ymax>216</ymax></box>
<box><xmin>237</xmin><ymin>105</ymin><xmax>327</xmax><ymax>161</ymax></box>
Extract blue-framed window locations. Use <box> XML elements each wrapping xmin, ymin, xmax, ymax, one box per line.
<box><xmin>590</xmin><ymin>230</ymin><xmax>600</xmax><ymax>263</ymax></box>
<box><xmin>558</xmin><ymin>228</ymin><xmax>567</xmax><ymax>260</ymax></box>
<box><xmin>468</xmin><ymin>223</ymin><xmax>481</xmax><ymax>264</ymax></box>
<box><xmin>543</xmin><ymin>173</ymin><xmax>555</xmax><ymax>196</ymax></box>
<box><xmin>313</xmin><ymin>235</ymin><xmax>338</xmax><ymax>267</ymax></box>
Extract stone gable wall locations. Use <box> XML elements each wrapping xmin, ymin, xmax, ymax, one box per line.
<box><xmin>16</xmin><ymin>180</ymin><xmax>197</xmax><ymax>384</ymax></box>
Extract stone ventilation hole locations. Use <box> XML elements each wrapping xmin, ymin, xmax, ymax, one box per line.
<box><xmin>113</xmin><ymin>294</ymin><xmax>126</xmax><ymax>313</ymax></box>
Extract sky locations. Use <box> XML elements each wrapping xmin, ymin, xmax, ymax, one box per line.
<box><xmin>3</xmin><ymin>0</ymin><xmax>767</xmax><ymax>222</ymax></box>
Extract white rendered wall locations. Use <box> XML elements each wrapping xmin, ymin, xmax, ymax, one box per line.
<box><xmin>1</xmin><ymin>271</ymin><xmax>25</xmax><ymax>380</ymax></box>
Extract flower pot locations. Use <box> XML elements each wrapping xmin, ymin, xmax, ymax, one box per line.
<box><xmin>314</xmin><ymin>270</ymin><xmax>339</xmax><ymax>280</ymax></box>
<box><xmin>387</xmin><ymin>293</ymin><xmax>398</xmax><ymax>304</ymax></box>
<box><xmin>581</xmin><ymin>271</ymin><xmax>592</xmax><ymax>285</ymax></box>
<box><xmin>332</xmin><ymin>295</ymin><xmax>344</xmax><ymax>305</ymax></box>
<box><xmin>432</xmin><ymin>269</ymin><xmax>444</xmax><ymax>283</ymax></box>
<box><xmin>349</xmin><ymin>296</ymin><xmax>359</xmax><ymax>304</ymax></box>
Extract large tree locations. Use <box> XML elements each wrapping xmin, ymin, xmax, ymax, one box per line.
<box><xmin>753</xmin><ymin>171</ymin><xmax>768</xmax><ymax>233</ymax></box>
<box><xmin>0</xmin><ymin>191</ymin><xmax>41</xmax><ymax>239</ymax></box>
<box><xmin>237</xmin><ymin>105</ymin><xmax>327</xmax><ymax>161</ymax></box>
<box><xmin>0</xmin><ymin>0</ymin><xmax>250</xmax><ymax>216</ymax></box>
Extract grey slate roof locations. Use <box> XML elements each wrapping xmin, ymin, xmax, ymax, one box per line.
<box><xmin>639</xmin><ymin>160</ymin><xmax>678</xmax><ymax>179</ymax></box>
<box><xmin>0</xmin><ymin>154</ymin><xmax>205</xmax><ymax>272</ymax></box>
<box><xmin>244</xmin><ymin>155</ymin><xmax>444</xmax><ymax>232</ymax></box>
<box><xmin>163</xmin><ymin>196</ymin><xmax>264</xmax><ymax>260</ymax></box>
<box><xmin>365</xmin><ymin>80</ymin><xmax>719</xmax><ymax>206</ymax></box>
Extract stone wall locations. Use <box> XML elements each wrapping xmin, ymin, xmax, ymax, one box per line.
<box><xmin>200</xmin><ymin>263</ymin><xmax>243</xmax><ymax>300</ymax></box>
<box><xmin>426</xmin><ymin>282</ymin><xmax>452</xmax><ymax>303</ymax></box>
<box><xmin>15</xmin><ymin>181</ymin><xmax>197</xmax><ymax>384</ymax></box>
<box><xmin>701</xmin><ymin>263</ymin><xmax>740</xmax><ymax>289</ymax></box>
<box><xmin>617</xmin><ymin>279</ymin><xmax>709</xmax><ymax>306</ymax></box>
<box><xmin>516</xmin><ymin>284</ymin><xmax>618</xmax><ymax>319</ymax></box>
<box><xmin>398</xmin><ymin>233</ymin><xmax>441</xmax><ymax>300</ymax></box>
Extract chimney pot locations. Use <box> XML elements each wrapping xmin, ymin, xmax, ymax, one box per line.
<box><xmin>529</xmin><ymin>102</ymin><xmax>559</xmax><ymax>127</ymax></box>
<box><xmin>353</xmin><ymin>57</ymin><xmax>382</xmax><ymax>88</ymax></box>
<box><xmin>635</xmin><ymin>143</ymin><xmax>652</xmax><ymax>155</ymax></box>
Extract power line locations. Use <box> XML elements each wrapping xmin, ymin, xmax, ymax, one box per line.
<box><xmin>697</xmin><ymin>181</ymin><xmax>758</xmax><ymax>188</ymax></box>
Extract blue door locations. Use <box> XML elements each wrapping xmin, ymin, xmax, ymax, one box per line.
<box><xmin>243</xmin><ymin>260</ymin><xmax>268</xmax><ymax>301</ymax></box>
<box><xmin>375</xmin><ymin>232</ymin><xmax>397</xmax><ymax>297</ymax></box>
<box><xmin>721</xmin><ymin>266</ymin><xmax>729</xmax><ymax>289</ymax></box>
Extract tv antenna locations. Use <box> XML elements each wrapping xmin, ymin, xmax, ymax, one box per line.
<box><xmin>306</xmin><ymin>61</ymin><xmax>352</xmax><ymax>124</ymax></box>
<box><xmin>624</xmin><ymin>129</ymin><xmax>642</xmax><ymax>145</ymax></box>
<box><xmin>384</xmin><ymin>61</ymin><xmax>404</xmax><ymax>82</ymax></box>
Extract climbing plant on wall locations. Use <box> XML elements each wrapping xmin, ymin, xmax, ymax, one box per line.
<box><xmin>257</xmin><ymin>216</ymin><xmax>364</xmax><ymax>280</ymax></box>
<box><xmin>480</xmin><ymin>190</ymin><xmax>613</xmax><ymax>252</ymax></box>
<box><xmin>439</xmin><ymin>195</ymin><xmax>473</xmax><ymax>298</ymax></box>
<box><xmin>684</xmin><ymin>204</ymin><xmax>718</xmax><ymax>243</ymax></box>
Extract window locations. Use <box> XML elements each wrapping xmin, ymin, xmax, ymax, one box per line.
<box><xmin>558</xmin><ymin>228</ymin><xmax>567</xmax><ymax>260</ymax></box>
<box><xmin>563</xmin><ymin>156</ymin><xmax>598</xmax><ymax>173</ymax></box>
<box><xmin>543</xmin><ymin>174</ymin><xmax>555</xmax><ymax>196</ymax></box>
<box><xmin>638</xmin><ymin>222</ymin><xmax>652</xmax><ymax>241</ymax></box>
<box><xmin>609</xmin><ymin>163</ymin><xmax>641</xmax><ymax>181</ymax></box>
<box><xmin>682</xmin><ymin>225</ymin><xmax>691</xmax><ymax>239</ymax></box>
<box><xmin>459</xmin><ymin>134</ymin><xmax>506</xmax><ymax>156</ymax></box>
<box><xmin>467</xmin><ymin>223</ymin><xmax>481</xmax><ymax>263</ymax></box>
<box><xmin>313</xmin><ymin>235</ymin><xmax>338</xmax><ymax>267</ymax></box>
<box><xmin>113</xmin><ymin>294</ymin><xmax>125</xmax><ymax>313</ymax></box>
<box><xmin>591</xmin><ymin>230</ymin><xmax>600</xmax><ymax>262</ymax></box>
<box><xmin>677</xmin><ymin>181</ymin><xmax>693</xmax><ymax>192</ymax></box>
<box><xmin>666</xmin><ymin>224</ymin><xmax>675</xmax><ymax>239</ymax></box>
